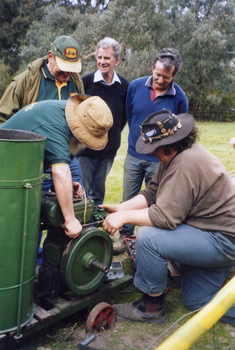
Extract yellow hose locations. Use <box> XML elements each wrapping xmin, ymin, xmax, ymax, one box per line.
<box><xmin>156</xmin><ymin>276</ymin><xmax>235</xmax><ymax>350</ymax></box>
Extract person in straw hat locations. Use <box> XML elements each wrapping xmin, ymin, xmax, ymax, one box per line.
<box><xmin>100</xmin><ymin>109</ymin><xmax>235</xmax><ymax>326</ymax></box>
<box><xmin>0</xmin><ymin>95</ymin><xmax>113</xmax><ymax>239</ymax></box>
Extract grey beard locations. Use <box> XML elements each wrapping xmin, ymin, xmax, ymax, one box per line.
<box><xmin>69</xmin><ymin>134</ymin><xmax>86</xmax><ymax>155</ymax></box>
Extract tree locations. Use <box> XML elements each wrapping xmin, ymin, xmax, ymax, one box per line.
<box><xmin>20</xmin><ymin>4</ymin><xmax>81</xmax><ymax>66</ymax></box>
<box><xmin>66</xmin><ymin>0</ymin><xmax>110</xmax><ymax>14</ymax></box>
<box><xmin>0</xmin><ymin>61</ymin><xmax>11</xmax><ymax>98</ymax></box>
<box><xmin>72</xmin><ymin>0</ymin><xmax>169</xmax><ymax>80</ymax></box>
<box><xmin>161</xmin><ymin>1</ymin><xmax>235</xmax><ymax>113</ymax></box>
<box><xmin>12</xmin><ymin>0</ymin><xmax>235</xmax><ymax>118</ymax></box>
<box><xmin>0</xmin><ymin>0</ymin><xmax>46</xmax><ymax>73</ymax></box>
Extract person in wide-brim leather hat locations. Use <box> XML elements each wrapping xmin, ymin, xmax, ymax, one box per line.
<box><xmin>135</xmin><ymin>108</ymin><xmax>195</xmax><ymax>155</ymax></box>
<box><xmin>99</xmin><ymin>107</ymin><xmax>235</xmax><ymax>327</ymax></box>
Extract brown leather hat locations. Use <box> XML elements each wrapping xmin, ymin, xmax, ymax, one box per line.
<box><xmin>136</xmin><ymin>109</ymin><xmax>195</xmax><ymax>154</ymax></box>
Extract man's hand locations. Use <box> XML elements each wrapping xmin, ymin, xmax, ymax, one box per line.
<box><xmin>73</xmin><ymin>181</ymin><xmax>85</xmax><ymax>198</ymax></box>
<box><xmin>52</xmin><ymin>165</ymin><xmax>83</xmax><ymax>239</ymax></box>
<box><xmin>63</xmin><ymin>217</ymin><xmax>83</xmax><ymax>239</ymax></box>
<box><xmin>102</xmin><ymin>212</ymin><xmax>125</xmax><ymax>236</ymax></box>
<box><xmin>99</xmin><ymin>203</ymin><xmax>121</xmax><ymax>215</ymax></box>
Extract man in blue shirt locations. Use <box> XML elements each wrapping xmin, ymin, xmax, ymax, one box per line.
<box><xmin>114</xmin><ymin>48</ymin><xmax>188</xmax><ymax>254</ymax></box>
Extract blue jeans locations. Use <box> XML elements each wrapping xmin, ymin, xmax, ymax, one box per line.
<box><xmin>121</xmin><ymin>153</ymin><xmax>159</xmax><ymax>235</ymax></box>
<box><xmin>77</xmin><ymin>156</ymin><xmax>114</xmax><ymax>207</ymax></box>
<box><xmin>134</xmin><ymin>224</ymin><xmax>235</xmax><ymax>326</ymax></box>
<box><xmin>37</xmin><ymin>157</ymin><xmax>82</xmax><ymax>264</ymax></box>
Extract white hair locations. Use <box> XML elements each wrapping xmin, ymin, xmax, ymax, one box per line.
<box><xmin>96</xmin><ymin>37</ymin><xmax>121</xmax><ymax>60</ymax></box>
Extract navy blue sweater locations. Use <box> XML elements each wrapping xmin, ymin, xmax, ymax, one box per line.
<box><xmin>80</xmin><ymin>72</ymin><xmax>129</xmax><ymax>158</ymax></box>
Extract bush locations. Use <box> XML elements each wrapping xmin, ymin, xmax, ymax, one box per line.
<box><xmin>0</xmin><ymin>60</ymin><xmax>11</xmax><ymax>99</ymax></box>
<box><xmin>190</xmin><ymin>107</ymin><xmax>235</xmax><ymax>122</ymax></box>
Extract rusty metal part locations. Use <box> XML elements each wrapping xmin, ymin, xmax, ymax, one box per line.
<box><xmin>85</xmin><ymin>302</ymin><xmax>116</xmax><ymax>333</ymax></box>
<box><xmin>82</xmin><ymin>220</ymin><xmax>104</xmax><ymax>228</ymax></box>
<box><xmin>124</xmin><ymin>236</ymin><xmax>136</xmax><ymax>270</ymax></box>
<box><xmin>89</xmin><ymin>259</ymin><xmax>109</xmax><ymax>274</ymax></box>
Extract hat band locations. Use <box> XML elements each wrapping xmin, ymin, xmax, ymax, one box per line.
<box><xmin>141</xmin><ymin>119</ymin><xmax>182</xmax><ymax>144</ymax></box>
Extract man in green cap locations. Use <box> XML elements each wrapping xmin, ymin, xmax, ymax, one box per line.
<box><xmin>0</xmin><ymin>35</ymin><xmax>83</xmax><ymax>122</ymax></box>
<box><xmin>0</xmin><ymin>35</ymin><xmax>84</xmax><ymax>262</ymax></box>
<box><xmin>0</xmin><ymin>35</ymin><xmax>84</xmax><ymax>184</ymax></box>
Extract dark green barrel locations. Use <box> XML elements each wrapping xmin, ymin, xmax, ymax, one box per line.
<box><xmin>0</xmin><ymin>129</ymin><xmax>45</xmax><ymax>336</ymax></box>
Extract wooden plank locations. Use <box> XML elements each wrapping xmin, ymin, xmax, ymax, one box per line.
<box><xmin>33</xmin><ymin>304</ymin><xmax>52</xmax><ymax>322</ymax></box>
<box><xmin>167</xmin><ymin>261</ymin><xmax>181</xmax><ymax>276</ymax></box>
<box><xmin>8</xmin><ymin>330</ymin><xmax>17</xmax><ymax>338</ymax></box>
<box><xmin>49</xmin><ymin>307</ymin><xmax>61</xmax><ymax>316</ymax></box>
<box><xmin>44</xmin><ymin>296</ymin><xmax>71</xmax><ymax>311</ymax></box>
<box><xmin>25</xmin><ymin>317</ymin><xmax>38</xmax><ymax>329</ymax></box>
<box><xmin>0</xmin><ymin>333</ymin><xmax>7</xmax><ymax>342</ymax></box>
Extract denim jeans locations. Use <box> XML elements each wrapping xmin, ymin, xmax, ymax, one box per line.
<box><xmin>134</xmin><ymin>224</ymin><xmax>235</xmax><ymax>326</ymax></box>
<box><xmin>77</xmin><ymin>156</ymin><xmax>114</xmax><ymax>207</ymax></box>
<box><xmin>121</xmin><ymin>153</ymin><xmax>159</xmax><ymax>235</ymax></box>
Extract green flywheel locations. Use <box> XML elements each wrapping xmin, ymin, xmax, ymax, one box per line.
<box><xmin>61</xmin><ymin>227</ymin><xmax>113</xmax><ymax>295</ymax></box>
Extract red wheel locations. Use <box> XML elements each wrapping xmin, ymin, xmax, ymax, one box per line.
<box><xmin>85</xmin><ymin>302</ymin><xmax>116</xmax><ymax>333</ymax></box>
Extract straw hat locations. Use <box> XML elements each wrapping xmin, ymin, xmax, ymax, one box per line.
<box><xmin>66</xmin><ymin>94</ymin><xmax>113</xmax><ymax>150</ymax></box>
<box><xmin>136</xmin><ymin>109</ymin><xmax>195</xmax><ymax>154</ymax></box>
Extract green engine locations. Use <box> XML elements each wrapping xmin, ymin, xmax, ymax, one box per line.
<box><xmin>36</xmin><ymin>192</ymin><xmax>112</xmax><ymax>298</ymax></box>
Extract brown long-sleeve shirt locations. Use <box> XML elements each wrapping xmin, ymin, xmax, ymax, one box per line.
<box><xmin>140</xmin><ymin>142</ymin><xmax>235</xmax><ymax>243</ymax></box>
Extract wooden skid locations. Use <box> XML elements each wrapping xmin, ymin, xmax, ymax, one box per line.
<box><xmin>0</xmin><ymin>275</ymin><xmax>133</xmax><ymax>344</ymax></box>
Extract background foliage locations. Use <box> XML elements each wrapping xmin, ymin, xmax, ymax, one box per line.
<box><xmin>1</xmin><ymin>0</ymin><xmax>235</xmax><ymax>120</ymax></box>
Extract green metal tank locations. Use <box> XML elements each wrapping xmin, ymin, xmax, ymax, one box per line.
<box><xmin>0</xmin><ymin>129</ymin><xmax>45</xmax><ymax>337</ymax></box>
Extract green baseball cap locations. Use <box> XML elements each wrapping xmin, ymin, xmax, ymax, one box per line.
<box><xmin>51</xmin><ymin>36</ymin><xmax>82</xmax><ymax>73</ymax></box>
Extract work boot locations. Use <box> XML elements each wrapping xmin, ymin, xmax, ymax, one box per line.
<box><xmin>113</xmin><ymin>293</ymin><xmax>168</xmax><ymax>324</ymax></box>
<box><xmin>113</xmin><ymin>232</ymin><xmax>126</xmax><ymax>255</ymax></box>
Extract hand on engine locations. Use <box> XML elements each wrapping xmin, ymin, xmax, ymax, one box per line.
<box><xmin>73</xmin><ymin>181</ymin><xmax>85</xmax><ymax>198</ymax></box>
<box><xmin>102</xmin><ymin>212</ymin><xmax>124</xmax><ymax>236</ymax></box>
<box><xmin>63</xmin><ymin>217</ymin><xmax>82</xmax><ymax>239</ymax></box>
<box><xmin>99</xmin><ymin>203</ymin><xmax>120</xmax><ymax>215</ymax></box>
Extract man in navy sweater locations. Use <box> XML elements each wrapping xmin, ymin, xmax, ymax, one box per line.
<box><xmin>114</xmin><ymin>48</ymin><xmax>188</xmax><ymax>254</ymax></box>
<box><xmin>77</xmin><ymin>37</ymin><xmax>129</xmax><ymax>211</ymax></box>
